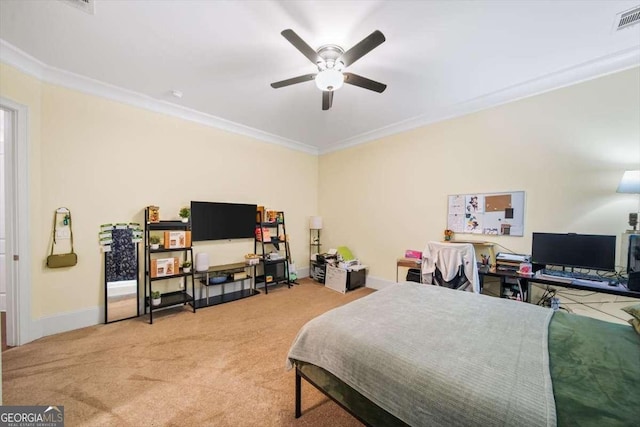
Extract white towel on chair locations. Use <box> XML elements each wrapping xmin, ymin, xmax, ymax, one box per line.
<box><xmin>421</xmin><ymin>241</ymin><xmax>480</xmax><ymax>292</ymax></box>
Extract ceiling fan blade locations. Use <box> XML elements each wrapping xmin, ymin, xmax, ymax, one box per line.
<box><xmin>338</xmin><ymin>30</ymin><xmax>385</xmax><ymax>67</ymax></box>
<box><xmin>343</xmin><ymin>73</ymin><xmax>387</xmax><ymax>93</ymax></box>
<box><xmin>322</xmin><ymin>91</ymin><xmax>333</xmax><ymax>110</ymax></box>
<box><xmin>270</xmin><ymin>73</ymin><xmax>317</xmax><ymax>88</ymax></box>
<box><xmin>281</xmin><ymin>29</ymin><xmax>320</xmax><ymax>65</ymax></box>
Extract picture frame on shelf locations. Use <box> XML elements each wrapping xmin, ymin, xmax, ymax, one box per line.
<box><xmin>148</xmin><ymin>206</ymin><xmax>160</xmax><ymax>223</ymax></box>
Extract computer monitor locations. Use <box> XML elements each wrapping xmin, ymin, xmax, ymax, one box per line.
<box><xmin>531</xmin><ymin>232</ymin><xmax>616</xmax><ymax>272</ymax></box>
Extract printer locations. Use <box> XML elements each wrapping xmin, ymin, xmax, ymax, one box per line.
<box><xmin>496</xmin><ymin>252</ymin><xmax>530</xmax><ymax>272</ymax></box>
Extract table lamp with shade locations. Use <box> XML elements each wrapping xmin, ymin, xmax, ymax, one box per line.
<box><xmin>617</xmin><ymin>170</ymin><xmax>640</xmax><ymax>276</ymax></box>
<box><xmin>617</xmin><ymin>170</ymin><xmax>640</xmax><ymax>232</ymax></box>
<box><xmin>309</xmin><ymin>216</ymin><xmax>323</xmax><ymax>262</ymax></box>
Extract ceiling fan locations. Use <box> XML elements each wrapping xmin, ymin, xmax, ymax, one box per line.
<box><xmin>270</xmin><ymin>29</ymin><xmax>387</xmax><ymax>111</ymax></box>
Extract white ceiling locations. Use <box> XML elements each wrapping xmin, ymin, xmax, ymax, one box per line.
<box><xmin>1</xmin><ymin>0</ymin><xmax>639</xmax><ymax>154</ymax></box>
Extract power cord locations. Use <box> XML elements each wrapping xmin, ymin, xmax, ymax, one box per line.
<box><xmin>536</xmin><ymin>286</ymin><xmax>557</xmax><ymax>307</ymax></box>
<box><xmin>555</xmin><ymin>290</ymin><xmax>631</xmax><ymax>322</ymax></box>
<box><xmin>517</xmin><ymin>279</ymin><xmax>524</xmax><ymax>302</ymax></box>
<box><xmin>555</xmin><ymin>290</ymin><xmax>598</xmax><ymax>297</ymax></box>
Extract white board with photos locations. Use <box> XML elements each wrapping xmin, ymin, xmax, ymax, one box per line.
<box><xmin>447</xmin><ymin>191</ymin><xmax>525</xmax><ymax>236</ymax></box>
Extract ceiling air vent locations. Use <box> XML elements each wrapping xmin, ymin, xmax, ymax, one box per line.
<box><xmin>60</xmin><ymin>0</ymin><xmax>95</xmax><ymax>15</ymax></box>
<box><xmin>614</xmin><ymin>5</ymin><xmax>640</xmax><ymax>31</ymax></box>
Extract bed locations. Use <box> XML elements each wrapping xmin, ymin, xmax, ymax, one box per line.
<box><xmin>286</xmin><ymin>282</ymin><xmax>640</xmax><ymax>426</ymax></box>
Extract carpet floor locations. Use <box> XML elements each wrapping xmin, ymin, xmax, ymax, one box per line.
<box><xmin>2</xmin><ymin>279</ymin><xmax>375</xmax><ymax>426</ymax></box>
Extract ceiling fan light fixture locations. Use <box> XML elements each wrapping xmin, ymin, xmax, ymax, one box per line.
<box><xmin>315</xmin><ymin>69</ymin><xmax>344</xmax><ymax>91</ymax></box>
<box><xmin>272</xmin><ymin>29</ymin><xmax>386</xmax><ymax>108</ymax></box>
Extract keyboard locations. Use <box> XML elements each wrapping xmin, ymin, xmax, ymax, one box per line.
<box><xmin>535</xmin><ymin>269</ymin><xmax>615</xmax><ymax>286</ymax></box>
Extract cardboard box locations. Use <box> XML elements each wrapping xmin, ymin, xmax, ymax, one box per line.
<box><xmin>233</xmin><ymin>271</ymin><xmax>248</xmax><ymax>280</ymax></box>
<box><xmin>163</xmin><ymin>231</ymin><xmax>191</xmax><ymax>249</ymax></box>
<box><xmin>151</xmin><ymin>257</ymin><xmax>179</xmax><ymax>278</ymax></box>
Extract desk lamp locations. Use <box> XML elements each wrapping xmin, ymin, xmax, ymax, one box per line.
<box><xmin>617</xmin><ymin>170</ymin><xmax>640</xmax><ymax>232</ymax></box>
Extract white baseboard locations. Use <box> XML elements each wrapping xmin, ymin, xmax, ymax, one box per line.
<box><xmin>364</xmin><ymin>274</ymin><xmax>395</xmax><ymax>290</ymax></box>
<box><xmin>30</xmin><ymin>306</ymin><xmax>103</xmax><ymax>342</ymax></box>
<box><xmin>296</xmin><ymin>267</ymin><xmax>309</xmax><ymax>279</ymax></box>
<box><xmin>23</xmin><ymin>267</ymin><xmax>369</xmax><ymax>343</ymax></box>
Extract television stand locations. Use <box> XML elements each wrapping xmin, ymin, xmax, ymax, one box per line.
<box><xmin>194</xmin><ymin>262</ymin><xmax>258</xmax><ymax>308</ymax></box>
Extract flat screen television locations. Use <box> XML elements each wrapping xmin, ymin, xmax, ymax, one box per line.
<box><xmin>191</xmin><ymin>201</ymin><xmax>257</xmax><ymax>242</ymax></box>
<box><xmin>531</xmin><ymin>232</ymin><xmax>616</xmax><ymax>272</ymax></box>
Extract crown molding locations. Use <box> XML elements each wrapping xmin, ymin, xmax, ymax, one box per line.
<box><xmin>0</xmin><ymin>39</ymin><xmax>319</xmax><ymax>155</ymax></box>
<box><xmin>0</xmin><ymin>39</ymin><xmax>47</xmax><ymax>79</ymax></box>
<box><xmin>321</xmin><ymin>46</ymin><xmax>640</xmax><ymax>154</ymax></box>
<box><xmin>2</xmin><ymin>39</ymin><xmax>637</xmax><ymax>157</ymax></box>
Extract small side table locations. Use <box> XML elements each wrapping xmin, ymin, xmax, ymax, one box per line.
<box><xmin>397</xmin><ymin>258</ymin><xmax>422</xmax><ymax>283</ymax></box>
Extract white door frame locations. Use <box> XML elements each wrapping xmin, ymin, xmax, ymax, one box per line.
<box><xmin>1</xmin><ymin>97</ymin><xmax>31</xmax><ymax>346</ymax></box>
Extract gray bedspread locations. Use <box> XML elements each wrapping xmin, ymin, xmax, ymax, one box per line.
<box><xmin>287</xmin><ymin>282</ymin><xmax>556</xmax><ymax>426</ymax></box>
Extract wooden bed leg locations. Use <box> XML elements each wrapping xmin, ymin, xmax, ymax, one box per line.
<box><xmin>295</xmin><ymin>367</ymin><xmax>302</xmax><ymax>418</ymax></box>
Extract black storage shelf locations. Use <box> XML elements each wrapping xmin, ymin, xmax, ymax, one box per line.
<box><xmin>258</xmin><ymin>222</ymin><xmax>283</xmax><ymax>227</ymax></box>
<box><xmin>309</xmin><ymin>228</ymin><xmax>322</xmax><ymax>283</ymax></box>
<box><xmin>150</xmin><ymin>270</ymin><xmax>195</xmax><ymax>281</ymax></box>
<box><xmin>149</xmin><ymin>247</ymin><xmax>191</xmax><ymax>254</ymax></box>
<box><xmin>194</xmin><ymin>289</ymin><xmax>259</xmax><ymax>309</ymax></box>
<box><xmin>255</xmin><ymin>275</ymin><xmax>289</xmax><ymax>285</ymax></box>
<box><xmin>148</xmin><ymin>220</ymin><xmax>190</xmax><ymax>230</ymax></box>
<box><xmin>147</xmin><ymin>290</ymin><xmax>194</xmax><ymax>310</ymax></box>
<box><xmin>262</xmin><ymin>258</ymin><xmax>287</xmax><ymax>265</ymax></box>
<box><xmin>199</xmin><ymin>275</ymin><xmax>253</xmax><ymax>287</ymax></box>
<box><xmin>144</xmin><ymin>207</ymin><xmax>196</xmax><ymax>324</ymax></box>
<box><xmin>254</xmin><ymin>211</ymin><xmax>291</xmax><ymax>294</ymax></box>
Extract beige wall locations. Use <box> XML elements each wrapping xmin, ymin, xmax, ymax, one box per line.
<box><xmin>1</xmin><ymin>62</ymin><xmax>639</xmax><ymax>331</ymax></box>
<box><xmin>1</xmin><ymin>64</ymin><xmax>318</xmax><ymax>320</ymax></box>
<box><xmin>319</xmin><ymin>68</ymin><xmax>640</xmax><ymax>282</ymax></box>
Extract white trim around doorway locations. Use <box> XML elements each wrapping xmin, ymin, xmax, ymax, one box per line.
<box><xmin>1</xmin><ymin>97</ymin><xmax>32</xmax><ymax>346</ymax></box>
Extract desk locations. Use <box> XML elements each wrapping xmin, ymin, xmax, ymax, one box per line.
<box><xmin>397</xmin><ymin>258</ymin><xmax>422</xmax><ymax>282</ymax></box>
<box><xmin>480</xmin><ymin>269</ymin><xmax>640</xmax><ymax>302</ymax></box>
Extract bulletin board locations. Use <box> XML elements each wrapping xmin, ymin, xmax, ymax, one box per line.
<box><xmin>447</xmin><ymin>191</ymin><xmax>525</xmax><ymax>236</ymax></box>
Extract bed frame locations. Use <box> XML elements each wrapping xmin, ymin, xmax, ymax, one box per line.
<box><xmin>294</xmin><ymin>362</ymin><xmax>408</xmax><ymax>426</ymax></box>
<box><xmin>288</xmin><ymin>283</ymin><xmax>640</xmax><ymax>426</ymax></box>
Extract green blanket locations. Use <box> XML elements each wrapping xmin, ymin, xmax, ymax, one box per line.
<box><xmin>549</xmin><ymin>311</ymin><xmax>640</xmax><ymax>426</ymax></box>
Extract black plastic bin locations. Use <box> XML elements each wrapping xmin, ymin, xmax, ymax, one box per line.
<box><xmin>406</xmin><ymin>268</ymin><xmax>421</xmax><ymax>283</ymax></box>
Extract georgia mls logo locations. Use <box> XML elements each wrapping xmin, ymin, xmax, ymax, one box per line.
<box><xmin>0</xmin><ymin>405</ymin><xmax>64</xmax><ymax>427</ymax></box>
<box><xmin>44</xmin><ymin>406</ymin><xmax>63</xmax><ymax>416</ymax></box>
